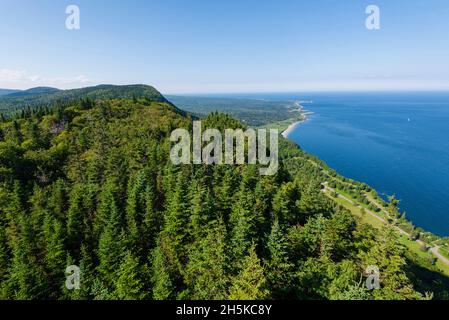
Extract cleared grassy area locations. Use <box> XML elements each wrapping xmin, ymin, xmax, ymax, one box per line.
<box><xmin>399</xmin><ymin>235</ymin><xmax>429</xmax><ymax>260</ymax></box>
<box><xmin>436</xmin><ymin>259</ymin><xmax>449</xmax><ymax>276</ymax></box>
<box><xmin>325</xmin><ymin>191</ymin><xmax>384</xmax><ymax>229</ymax></box>
<box><xmin>365</xmin><ymin>192</ymin><xmax>388</xmax><ymax>211</ymax></box>
<box><xmin>399</xmin><ymin>236</ymin><xmax>449</xmax><ymax>278</ymax></box>
<box><xmin>440</xmin><ymin>247</ymin><xmax>449</xmax><ymax>260</ymax></box>
<box><xmin>326</xmin><ymin>187</ymin><xmax>449</xmax><ymax>277</ymax></box>
<box><xmin>259</xmin><ymin>115</ymin><xmax>304</xmax><ymax>132</ymax></box>
<box><xmin>334</xmin><ymin>188</ymin><xmax>388</xmax><ymax>220</ymax></box>
<box><xmin>335</xmin><ymin>188</ymin><xmax>387</xmax><ymax>217</ymax></box>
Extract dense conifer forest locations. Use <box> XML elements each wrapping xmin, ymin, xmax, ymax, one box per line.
<box><xmin>0</xmin><ymin>85</ymin><xmax>448</xmax><ymax>300</ymax></box>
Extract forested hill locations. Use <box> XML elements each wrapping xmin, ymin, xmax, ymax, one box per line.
<box><xmin>0</xmin><ymin>84</ymin><xmax>171</xmax><ymax>114</ymax></box>
<box><xmin>0</xmin><ymin>89</ymin><xmax>21</xmax><ymax>97</ymax></box>
<box><xmin>3</xmin><ymin>87</ymin><xmax>60</xmax><ymax>98</ymax></box>
<box><xmin>0</xmin><ymin>88</ymin><xmax>447</xmax><ymax>300</ymax></box>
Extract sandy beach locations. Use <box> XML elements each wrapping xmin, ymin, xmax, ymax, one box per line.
<box><xmin>281</xmin><ymin>111</ymin><xmax>314</xmax><ymax>138</ymax></box>
<box><xmin>281</xmin><ymin>120</ymin><xmax>303</xmax><ymax>138</ymax></box>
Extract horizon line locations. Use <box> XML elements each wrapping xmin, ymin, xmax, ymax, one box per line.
<box><xmin>2</xmin><ymin>83</ymin><xmax>449</xmax><ymax>96</ymax></box>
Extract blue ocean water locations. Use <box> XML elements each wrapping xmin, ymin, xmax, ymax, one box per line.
<box><xmin>285</xmin><ymin>92</ymin><xmax>449</xmax><ymax>236</ymax></box>
<box><xmin>233</xmin><ymin>92</ymin><xmax>449</xmax><ymax>236</ymax></box>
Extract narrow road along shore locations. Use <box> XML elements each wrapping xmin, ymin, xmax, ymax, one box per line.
<box><xmin>322</xmin><ymin>183</ymin><xmax>449</xmax><ymax>268</ymax></box>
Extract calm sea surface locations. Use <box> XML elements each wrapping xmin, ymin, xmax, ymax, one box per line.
<box><xmin>235</xmin><ymin>92</ymin><xmax>449</xmax><ymax>236</ymax></box>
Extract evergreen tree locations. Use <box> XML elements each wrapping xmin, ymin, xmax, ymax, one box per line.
<box><xmin>320</xmin><ymin>210</ymin><xmax>356</xmax><ymax>261</ymax></box>
<box><xmin>151</xmin><ymin>242</ymin><xmax>174</xmax><ymax>300</ymax></box>
<box><xmin>97</xmin><ymin>182</ymin><xmax>125</xmax><ymax>288</ymax></box>
<box><xmin>387</xmin><ymin>195</ymin><xmax>400</xmax><ymax>221</ymax></box>
<box><xmin>125</xmin><ymin>170</ymin><xmax>148</xmax><ymax>251</ymax></box>
<box><xmin>11</xmin><ymin>120</ymin><xmax>23</xmax><ymax>144</ymax></box>
<box><xmin>142</xmin><ymin>182</ymin><xmax>160</xmax><ymax>251</ymax></box>
<box><xmin>229</xmin><ymin>244</ymin><xmax>269</xmax><ymax>300</ymax></box>
<box><xmin>185</xmin><ymin>219</ymin><xmax>229</xmax><ymax>299</ymax></box>
<box><xmin>0</xmin><ymin>220</ymin><xmax>9</xmax><ymax>298</ymax></box>
<box><xmin>266</xmin><ymin>218</ymin><xmax>293</xmax><ymax>298</ymax></box>
<box><xmin>66</xmin><ymin>184</ymin><xmax>86</xmax><ymax>253</ymax></box>
<box><xmin>115</xmin><ymin>250</ymin><xmax>148</xmax><ymax>300</ymax></box>
<box><xmin>42</xmin><ymin>210</ymin><xmax>66</xmax><ymax>297</ymax></box>
<box><xmin>188</xmin><ymin>181</ymin><xmax>214</xmax><ymax>241</ymax></box>
<box><xmin>229</xmin><ymin>169</ymin><xmax>260</xmax><ymax>267</ymax></box>
<box><xmin>67</xmin><ymin>244</ymin><xmax>94</xmax><ymax>300</ymax></box>
<box><xmin>94</xmin><ymin>180</ymin><xmax>119</xmax><ymax>239</ymax></box>
<box><xmin>358</xmin><ymin>226</ymin><xmax>421</xmax><ymax>300</ymax></box>
<box><xmin>4</xmin><ymin>181</ymin><xmax>24</xmax><ymax>246</ymax></box>
<box><xmin>214</xmin><ymin>168</ymin><xmax>235</xmax><ymax>218</ymax></box>
<box><xmin>159</xmin><ymin>171</ymin><xmax>190</xmax><ymax>279</ymax></box>
<box><xmin>47</xmin><ymin>179</ymin><xmax>67</xmax><ymax>220</ymax></box>
<box><xmin>272</xmin><ymin>182</ymin><xmax>297</xmax><ymax>224</ymax></box>
<box><xmin>6</xmin><ymin>213</ymin><xmax>47</xmax><ymax>299</ymax></box>
<box><xmin>296</xmin><ymin>182</ymin><xmax>332</xmax><ymax>223</ymax></box>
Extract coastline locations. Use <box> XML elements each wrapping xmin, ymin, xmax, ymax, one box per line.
<box><xmin>281</xmin><ymin>120</ymin><xmax>303</xmax><ymax>138</ymax></box>
<box><xmin>280</xmin><ymin>100</ymin><xmax>314</xmax><ymax>138</ymax></box>
<box><xmin>281</xmin><ymin>111</ymin><xmax>313</xmax><ymax>138</ymax></box>
<box><xmin>256</xmin><ymin>100</ymin><xmax>312</xmax><ymax>133</ymax></box>
<box><xmin>274</xmin><ymin>108</ymin><xmax>449</xmax><ymax>274</ymax></box>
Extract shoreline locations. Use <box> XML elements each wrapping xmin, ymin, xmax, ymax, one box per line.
<box><xmin>281</xmin><ymin>111</ymin><xmax>313</xmax><ymax>138</ymax></box>
<box><xmin>281</xmin><ymin>119</ymin><xmax>304</xmax><ymax>138</ymax></box>
<box><xmin>280</xmin><ymin>100</ymin><xmax>314</xmax><ymax>138</ymax></box>
<box><xmin>275</xmin><ymin>108</ymin><xmax>449</xmax><ymax>269</ymax></box>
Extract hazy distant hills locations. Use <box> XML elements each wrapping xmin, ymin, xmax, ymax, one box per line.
<box><xmin>0</xmin><ymin>87</ymin><xmax>59</xmax><ymax>97</ymax></box>
<box><xmin>0</xmin><ymin>84</ymin><xmax>169</xmax><ymax>113</ymax></box>
<box><xmin>0</xmin><ymin>89</ymin><xmax>21</xmax><ymax>96</ymax></box>
<box><xmin>3</xmin><ymin>86</ymin><xmax>60</xmax><ymax>98</ymax></box>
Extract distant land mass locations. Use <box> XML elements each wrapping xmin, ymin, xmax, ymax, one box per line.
<box><xmin>3</xmin><ymin>86</ymin><xmax>60</xmax><ymax>98</ymax></box>
<box><xmin>0</xmin><ymin>89</ymin><xmax>21</xmax><ymax>96</ymax></box>
<box><xmin>0</xmin><ymin>84</ymin><xmax>173</xmax><ymax>114</ymax></box>
<box><xmin>167</xmin><ymin>95</ymin><xmax>303</xmax><ymax>126</ymax></box>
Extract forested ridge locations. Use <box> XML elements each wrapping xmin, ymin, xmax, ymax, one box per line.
<box><xmin>0</xmin><ymin>86</ymin><xmax>447</xmax><ymax>300</ymax></box>
<box><xmin>0</xmin><ymin>84</ymin><xmax>175</xmax><ymax>114</ymax></box>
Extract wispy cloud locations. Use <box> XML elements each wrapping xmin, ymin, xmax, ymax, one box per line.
<box><xmin>0</xmin><ymin>69</ymin><xmax>92</xmax><ymax>89</ymax></box>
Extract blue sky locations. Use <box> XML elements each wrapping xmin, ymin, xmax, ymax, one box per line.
<box><xmin>1</xmin><ymin>0</ymin><xmax>449</xmax><ymax>93</ymax></box>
